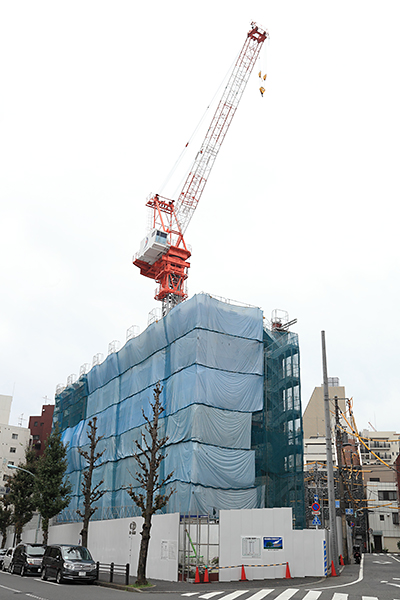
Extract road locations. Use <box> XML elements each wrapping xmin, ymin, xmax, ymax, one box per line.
<box><xmin>0</xmin><ymin>554</ymin><xmax>399</xmax><ymax>600</ymax></box>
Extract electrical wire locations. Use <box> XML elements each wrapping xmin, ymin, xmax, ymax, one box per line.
<box><xmin>158</xmin><ymin>52</ymin><xmax>240</xmax><ymax>197</ymax></box>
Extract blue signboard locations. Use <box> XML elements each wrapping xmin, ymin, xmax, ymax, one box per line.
<box><xmin>263</xmin><ymin>537</ymin><xmax>283</xmax><ymax>550</ymax></box>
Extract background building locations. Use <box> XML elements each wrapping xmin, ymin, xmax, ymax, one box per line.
<box><xmin>360</xmin><ymin>429</ymin><xmax>400</xmax><ymax>552</ymax></box>
<box><xmin>0</xmin><ymin>395</ymin><xmax>31</xmax><ymax>497</ymax></box>
<box><xmin>302</xmin><ymin>380</ymin><xmax>367</xmax><ymax>556</ymax></box>
<box><xmin>28</xmin><ymin>403</ymin><xmax>54</xmax><ymax>456</ymax></box>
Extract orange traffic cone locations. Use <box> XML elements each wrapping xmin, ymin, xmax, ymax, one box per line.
<box><xmin>240</xmin><ymin>564</ymin><xmax>247</xmax><ymax>581</ymax></box>
<box><xmin>204</xmin><ymin>567</ymin><xmax>209</xmax><ymax>583</ymax></box>
<box><xmin>331</xmin><ymin>560</ymin><xmax>337</xmax><ymax>576</ymax></box>
<box><xmin>285</xmin><ymin>562</ymin><xmax>291</xmax><ymax>579</ymax></box>
<box><xmin>194</xmin><ymin>566</ymin><xmax>201</xmax><ymax>583</ymax></box>
<box><xmin>339</xmin><ymin>554</ymin><xmax>344</xmax><ymax>566</ymax></box>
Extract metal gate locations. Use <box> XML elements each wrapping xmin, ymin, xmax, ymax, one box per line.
<box><xmin>179</xmin><ymin>514</ymin><xmax>219</xmax><ymax>581</ymax></box>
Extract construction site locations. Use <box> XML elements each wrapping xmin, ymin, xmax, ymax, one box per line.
<box><xmin>53</xmin><ymin>22</ymin><xmax>305</xmax><ymax>535</ymax></box>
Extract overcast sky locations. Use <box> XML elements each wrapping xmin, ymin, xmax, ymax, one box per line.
<box><xmin>1</xmin><ymin>1</ymin><xmax>399</xmax><ymax>433</ymax></box>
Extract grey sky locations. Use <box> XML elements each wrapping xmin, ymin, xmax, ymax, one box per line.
<box><xmin>1</xmin><ymin>1</ymin><xmax>399</xmax><ymax>431</ymax></box>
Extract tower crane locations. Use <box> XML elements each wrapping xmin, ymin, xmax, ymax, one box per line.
<box><xmin>133</xmin><ymin>22</ymin><xmax>268</xmax><ymax>315</ymax></box>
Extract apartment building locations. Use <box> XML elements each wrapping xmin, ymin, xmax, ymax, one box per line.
<box><xmin>0</xmin><ymin>394</ymin><xmax>32</xmax><ymax>496</ymax></box>
<box><xmin>360</xmin><ymin>430</ymin><xmax>400</xmax><ymax>552</ymax></box>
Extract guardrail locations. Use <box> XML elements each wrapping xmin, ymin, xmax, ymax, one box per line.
<box><xmin>96</xmin><ymin>561</ymin><xmax>130</xmax><ymax>585</ymax></box>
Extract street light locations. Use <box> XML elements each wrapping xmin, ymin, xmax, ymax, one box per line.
<box><xmin>7</xmin><ymin>464</ymin><xmax>36</xmax><ymax>477</ymax></box>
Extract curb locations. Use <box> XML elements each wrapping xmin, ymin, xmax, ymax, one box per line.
<box><xmin>97</xmin><ymin>580</ymin><xmax>153</xmax><ymax>593</ymax></box>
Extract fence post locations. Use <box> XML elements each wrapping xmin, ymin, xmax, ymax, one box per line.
<box><xmin>110</xmin><ymin>562</ymin><xmax>114</xmax><ymax>583</ymax></box>
<box><xmin>96</xmin><ymin>561</ymin><xmax>99</xmax><ymax>580</ymax></box>
<box><xmin>125</xmin><ymin>563</ymin><xmax>130</xmax><ymax>586</ymax></box>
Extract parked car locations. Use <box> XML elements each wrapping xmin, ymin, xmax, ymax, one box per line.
<box><xmin>11</xmin><ymin>543</ymin><xmax>46</xmax><ymax>576</ymax></box>
<box><xmin>2</xmin><ymin>547</ymin><xmax>16</xmax><ymax>572</ymax></box>
<box><xmin>41</xmin><ymin>544</ymin><xmax>96</xmax><ymax>584</ymax></box>
<box><xmin>0</xmin><ymin>548</ymin><xmax>7</xmax><ymax>569</ymax></box>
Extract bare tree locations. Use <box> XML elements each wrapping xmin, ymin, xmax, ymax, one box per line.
<box><xmin>126</xmin><ymin>382</ymin><xmax>174</xmax><ymax>585</ymax></box>
<box><xmin>76</xmin><ymin>416</ymin><xmax>105</xmax><ymax>547</ymax></box>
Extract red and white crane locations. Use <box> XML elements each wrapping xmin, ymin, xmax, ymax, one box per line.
<box><xmin>133</xmin><ymin>22</ymin><xmax>268</xmax><ymax>315</ymax></box>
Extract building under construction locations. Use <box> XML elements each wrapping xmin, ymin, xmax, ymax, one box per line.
<box><xmin>55</xmin><ymin>293</ymin><xmax>305</xmax><ymax>528</ymax></box>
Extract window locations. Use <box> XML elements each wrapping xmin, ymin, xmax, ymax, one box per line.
<box><xmin>370</xmin><ymin>477</ymin><xmax>380</xmax><ymax>482</ymax></box>
<box><xmin>393</xmin><ymin>513</ymin><xmax>399</xmax><ymax>525</ymax></box>
<box><xmin>380</xmin><ymin>514</ymin><xmax>385</xmax><ymax>521</ymax></box>
<box><xmin>11</xmin><ymin>433</ymin><xmax>18</xmax><ymax>440</ymax></box>
<box><xmin>33</xmin><ymin>435</ymin><xmax>40</xmax><ymax>440</ymax></box>
<box><xmin>378</xmin><ymin>490</ymin><xmax>397</xmax><ymax>501</ymax></box>
<box><xmin>8</xmin><ymin>461</ymin><xmax>14</xmax><ymax>466</ymax></box>
<box><xmin>10</xmin><ymin>447</ymin><xmax>16</xmax><ymax>453</ymax></box>
<box><xmin>3</xmin><ymin>474</ymin><xmax>8</xmax><ymax>481</ymax></box>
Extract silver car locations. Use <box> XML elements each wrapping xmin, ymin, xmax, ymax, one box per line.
<box><xmin>0</xmin><ymin>548</ymin><xmax>7</xmax><ymax>569</ymax></box>
<box><xmin>2</xmin><ymin>547</ymin><xmax>16</xmax><ymax>572</ymax></box>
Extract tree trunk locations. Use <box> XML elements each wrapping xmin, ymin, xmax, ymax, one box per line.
<box><xmin>81</xmin><ymin>521</ymin><xmax>88</xmax><ymax>547</ymax></box>
<box><xmin>136</xmin><ymin>514</ymin><xmax>152</xmax><ymax>585</ymax></box>
<box><xmin>42</xmin><ymin>517</ymin><xmax>49</xmax><ymax>545</ymax></box>
<box><xmin>15</xmin><ymin>522</ymin><xmax>22</xmax><ymax>545</ymax></box>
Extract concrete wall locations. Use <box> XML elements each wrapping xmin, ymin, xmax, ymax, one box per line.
<box><xmin>219</xmin><ymin>507</ymin><xmax>327</xmax><ymax>581</ymax></box>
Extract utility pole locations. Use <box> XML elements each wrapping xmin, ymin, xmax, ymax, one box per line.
<box><xmin>335</xmin><ymin>396</ymin><xmax>349</xmax><ymax>564</ymax></box>
<box><xmin>321</xmin><ymin>331</ymin><xmax>339</xmax><ymax>575</ymax></box>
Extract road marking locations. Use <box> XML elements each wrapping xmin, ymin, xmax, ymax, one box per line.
<box><xmin>387</xmin><ymin>583</ymin><xmax>400</xmax><ymax>589</ymax></box>
<box><xmin>200</xmin><ymin>593</ymin><xmax>225</xmax><ymax>599</ymax></box>
<box><xmin>332</xmin><ymin>594</ymin><xmax>348</xmax><ymax>600</ymax></box>
<box><xmin>303</xmin><ymin>592</ymin><xmax>322</xmax><ymax>600</ymax></box>
<box><xmin>182</xmin><ymin>594</ymin><xmax>199</xmax><ymax>597</ymax></box>
<box><xmin>362</xmin><ymin>597</ymin><xmax>378</xmax><ymax>600</ymax></box>
<box><xmin>218</xmin><ymin>592</ymin><xmax>249</xmax><ymax>600</ymax></box>
<box><xmin>246</xmin><ymin>591</ymin><xmax>274</xmax><ymax>600</ymax></box>
<box><xmin>373</xmin><ymin>561</ymin><xmax>392</xmax><ymax>564</ymax></box>
<box><xmin>0</xmin><ymin>583</ymin><xmax>21</xmax><ymax>593</ymax></box>
<box><xmin>274</xmin><ymin>589</ymin><xmax>299</xmax><ymax>600</ymax></box>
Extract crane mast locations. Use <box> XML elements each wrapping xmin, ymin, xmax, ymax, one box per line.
<box><xmin>133</xmin><ymin>22</ymin><xmax>268</xmax><ymax>316</ymax></box>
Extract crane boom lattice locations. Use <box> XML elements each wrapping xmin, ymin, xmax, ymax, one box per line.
<box><xmin>175</xmin><ymin>22</ymin><xmax>268</xmax><ymax>236</ymax></box>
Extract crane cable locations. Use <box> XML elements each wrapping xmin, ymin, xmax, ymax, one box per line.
<box><xmin>158</xmin><ymin>52</ymin><xmax>240</xmax><ymax>197</ymax></box>
<box><xmin>258</xmin><ymin>39</ymin><xmax>268</xmax><ymax>96</ymax></box>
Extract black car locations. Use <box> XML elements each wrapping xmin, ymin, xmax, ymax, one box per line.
<box><xmin>11</xmin><ymin>543</ymin><xmax>46</xmax><ymax>576</ymax></box>
<box><xmin>41</xmin><ymin>544</ymin><xmax>96</xmax><ymax>584</ymax></box>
